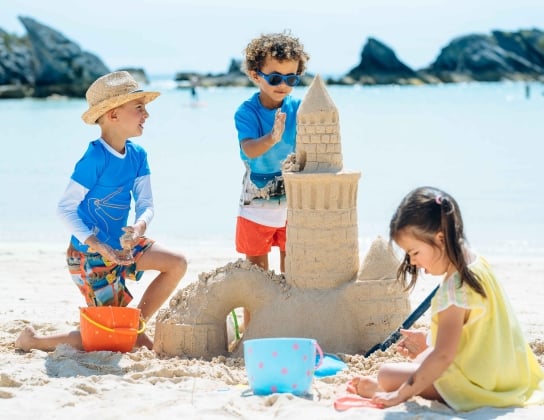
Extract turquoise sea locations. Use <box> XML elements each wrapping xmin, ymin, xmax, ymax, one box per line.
<box><xmin>1</xmin><ymin>78</ymin><xmax>543</xmax><ymax>258</ymax></box>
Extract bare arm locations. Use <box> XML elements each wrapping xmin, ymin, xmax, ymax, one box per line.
<box><xmin>373</xmin><ymin>304</ymin><xmax>466</xmax><ymax>407</ymax></box>
<box><xmin>240</xmin><ymin>109</ymin><xmax>286</xmax><ymax>158</ymax></box>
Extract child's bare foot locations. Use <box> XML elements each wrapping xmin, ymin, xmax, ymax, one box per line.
<box><xmin>15</xmin><ymin>326</ymin><xmax>38</xmax><ymax>352</ymax></box>
<box><xmin>346</xmin><ymin>376</ymin><xmax>379</xmax><ymax>397</ymax></box>
<box><xmin>135</xmin><ymin>332</ymin><xmax>153</xmax><ymax>350</ymax></box>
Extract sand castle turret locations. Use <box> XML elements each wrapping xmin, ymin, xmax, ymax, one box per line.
<box><xmin>283</xmin><ymin>75</ymin><xmax>361</xmax><ymax>289</ymax></box>
<box><xmin>154</xmin><ymin>75</ymin><xmax>410</xmax><ymax>359</ymax></box>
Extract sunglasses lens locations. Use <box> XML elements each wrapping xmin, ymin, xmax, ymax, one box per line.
<box><xmin>267</xmin><ymin>74</ymin><xmax>283</xmax><ymax>86</ymax></box>
<box><xmin>285</xmin><ymin>75</ymin><xmax>300</xmax><ymax>87</ymax></box>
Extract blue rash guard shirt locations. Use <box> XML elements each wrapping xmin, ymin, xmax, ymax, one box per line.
<box><xmin>67</xmin><ymin>139</ymin><xmax>151</xmax><ymax>251</ymax></box>
<box><xmin>234</xmin><ymin>93</ymin><xmax>300</xmax><ymax>226</ymax></box>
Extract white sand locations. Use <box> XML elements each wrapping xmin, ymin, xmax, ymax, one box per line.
<box><xmin>1</xmin><ymin>242</ymin><xmax>543</xmax><ymax>419</ymax></box>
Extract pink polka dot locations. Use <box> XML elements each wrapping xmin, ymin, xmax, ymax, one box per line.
<box><xmin>258</xmin><ymin>362</ymin><xmax>264</xmax><ymax>369</ymax></box>
<box><xmin>271</xmin><ymin>385</ymin><xmax>278</xmax><ymax>393</ymax></box>
<box><xmin>272</xmin><ymin>351</ymin><xmax>278</xmax><ymax>357</ymax></box>
<box><xmin>302</xmin><ymin>354</ymin><xmax>308</xmax><ymax>361</ymax></box>
<box><xmin>306</xmin><ymin>370</ymin><xmax>312</xmax><ymax>376</ymax></box>
<box><xmin>292</xmin><ymin>343</ymin><xmax>299</xmax><ymax>350</ymax></box>
<box><xmin>281</xmin><ymin>367</ymin><xmax>288</xmax><ymax>375</ymax></box>
<box><xmin>292</xmin><ymin>384</ymin><xmax>298</xmax><ymax>390</ymax></box>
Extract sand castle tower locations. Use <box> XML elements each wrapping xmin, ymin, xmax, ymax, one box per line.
<box><xmin>283</xmin><ymin>75</ymin><xmax>361</xmax><ymax>289</ymax></box>
<box><xmin>154</xmin><ymin>76</ymin><xmax>410</xmax><ymax>359</ymax></box>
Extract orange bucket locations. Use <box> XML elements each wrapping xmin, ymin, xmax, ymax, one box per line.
<box><xmin>79</xmin><ymin>306</ymin><xmax>145</xmax><ymax>352</ymax></box>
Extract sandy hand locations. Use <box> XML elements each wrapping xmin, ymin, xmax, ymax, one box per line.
<box><xmin>397</xmin><ymin>328</ymin><xmax>428</xmax><ymax>359</ymax></box>
<box><xmin>89</xmin><ymin>241</ymin><xmax>134</xmax><ymax>265</ymax></box>
<box><xmin>372</xmin><ymin>390</ymin><xmax>403</xmax><ymax>408</ymax></box>
<box><xmin>120</xmin><ymin>226</ymin><xmax>139</xmax><ymax>250</ymax></box>
<box><xmin>270</xmin><ymin>109</ymin><xmax>286</xmax><ymax>144</ymax></box>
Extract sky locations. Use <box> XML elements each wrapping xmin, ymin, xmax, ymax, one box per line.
<box><xmin>1</xmin><ymin>0</ymin><xmax>543</xmax><ymax>78</ymax></box>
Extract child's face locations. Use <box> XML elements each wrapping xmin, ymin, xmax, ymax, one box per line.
<box><xmin>252</xmin><ymin>56</ymin><xmax>299</xmax><ymax>108</ymax></box>
<box><xmin>108</xmin><ymin>99</ymin><xmax>150</xmax><ymax>137</ymax></box>
<box><xmin>395</xmin><ymin>230</ymin><xmax>452</xmax><ymax>277</ymax></box>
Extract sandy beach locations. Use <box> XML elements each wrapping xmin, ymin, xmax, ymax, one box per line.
<box><xmin>1</xmin><ymin>241</ymin><xmax>543</xmax><ymax>419</ymax></box>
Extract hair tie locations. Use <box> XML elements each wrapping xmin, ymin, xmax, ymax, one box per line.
<box><xmin>435</xmin><ymin>196</ymin><xmax>443</xmax><ymax>205</ymax></box>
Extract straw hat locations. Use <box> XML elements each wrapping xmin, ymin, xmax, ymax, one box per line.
<box><xmin>81</xmin><ymin>71</ymin><xmax>160</xmax><ymax>124</ymax></box>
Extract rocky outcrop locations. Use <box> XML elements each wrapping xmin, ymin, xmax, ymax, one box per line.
<box><xmin>2</xmin><ymin>17</ymin><xmax>544</xmax><ymax>94</ymax></box>
<box><xmin>344</xmin><ymin>37</ymin><xmax>427</xmax><ymax>85</ymax></box>
<box><xmin>337</xmin><ymin>30</ymin><xmax>544</xmax><ymax>85</ymax></box>
<box><xmin>117</xmin><ymin>67</ymin><xmax>150</xmax><ymax>85</ymax></box>
<box><xmin>0</xmin><ymin>16</ymin><xmax>110</xmax><ymax>98</ymax></box>
<box><xmin>425</xmin><ymin>30</ymin><xmax>544</xmax><ymax>83</ymax></box>
<box><xmin>18</xmin><ymin>16</ymin><xmax>109</xmax><ymax>97</ymax></box>
<box><xmin>0</xmin><ymin>28</ymin><xmax>34</xmax><ymax>98</ymax></box>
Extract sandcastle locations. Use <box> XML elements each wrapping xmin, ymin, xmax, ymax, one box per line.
<box><xmin>154</xmin><ymin>75</ymin><xmax>410</xmax><ymax>359</ymax></box>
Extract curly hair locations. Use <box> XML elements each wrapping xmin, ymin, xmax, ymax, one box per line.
<box><xmin>242</xmin><ymin>31</ymin><xmax>310</xmax><ymax>75</ymax></box>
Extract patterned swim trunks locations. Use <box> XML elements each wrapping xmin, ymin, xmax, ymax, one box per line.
<box><xmin>66</xmin><ymin>237</ymin><xmax>154</xmax><ymax>307</ymax></box>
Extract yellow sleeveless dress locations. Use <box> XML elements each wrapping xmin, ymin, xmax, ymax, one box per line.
<box><xmin>431</xmin><ymin>256</ymin><xmax>544</xmax><ymax>411</ymax></box>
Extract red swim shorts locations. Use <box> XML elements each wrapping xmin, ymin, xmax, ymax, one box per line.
<box><xmin>235</xmin><ymin>216</ymin><xmax>286</xmax><ymax>256</ymax></box>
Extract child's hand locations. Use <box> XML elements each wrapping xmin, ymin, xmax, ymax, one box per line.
<box><xmin>270</xmin><ymin>109</ymin><xmax>286</xmax><ymax>144</ymax></box>
<box><xmin>372</xmin><ymin>390</ymin><xmax>404</xmax><ymax>408</ymax></box>
<box><xmin>88</xmin><ymin>239</ymin><xmax>134</xmax><ymax>266</ymax></box>
<box><xmin>120</xmin><ymin>226</ymin><xmax>140</xmax><ymax>251</ymax></box>
<box><xmin>397</xmin><ymin>329</ymin><xmax>428</xmax><ymax>359</ymax></box>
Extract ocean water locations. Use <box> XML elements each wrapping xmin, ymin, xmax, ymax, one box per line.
<box><xmin>1</xmin><ymin>79</ymin><xmax>543</xmax><ymax>258</ymax></box>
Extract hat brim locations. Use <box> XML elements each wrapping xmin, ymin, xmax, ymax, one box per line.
<box><xmin>81</xmin><ymin>91</ymin><xmax>160</xmax><ymax>124</ymax></box>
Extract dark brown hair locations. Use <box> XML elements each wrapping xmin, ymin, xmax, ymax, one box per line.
<box><xmin>389</xmin><ymin>186</ymin><xmax>485</xmax><ymax>297</ymax></box>
<box><xmin>242</xmin><ymin>30</ymin><xmax>310</xmax><ymax>75</ymax></box>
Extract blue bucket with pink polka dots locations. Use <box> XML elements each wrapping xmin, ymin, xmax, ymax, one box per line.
<box><xmin>244</xmin><ymin>337</ymin><xmax>324</xmax><ymax>396</ymax></box>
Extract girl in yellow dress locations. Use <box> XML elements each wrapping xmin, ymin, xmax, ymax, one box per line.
<box><xmin>347</xmin><ymin>186</ymin><xmax>544</xmax><ymax>411</ymax></box>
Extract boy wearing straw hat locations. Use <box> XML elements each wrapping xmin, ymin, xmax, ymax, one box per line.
<box><xmin>15</xmin><ymin>71</ymin><xmax>187</xmax><ymax>352</ymax></box>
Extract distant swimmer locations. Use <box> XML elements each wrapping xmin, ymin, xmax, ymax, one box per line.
<box><xmin>190</xmin><ymin>76</ymin><xmax>199</xmax><ymax>101</ymax></box>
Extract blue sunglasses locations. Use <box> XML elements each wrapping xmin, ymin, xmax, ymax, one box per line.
<box><xmin>257</xmin><ymin>71</ymin><xmax>301</xmax><ymax>87</ymax></box>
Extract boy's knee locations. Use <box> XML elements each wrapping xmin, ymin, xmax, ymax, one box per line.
<box><xmin>172</xmin><ymin>252</ymin><xmax>188</xmax><ymax>279</ymax></box>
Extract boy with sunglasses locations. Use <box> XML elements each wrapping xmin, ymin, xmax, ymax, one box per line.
<box><xmin>234</xmin><ymin>31</ymin><xmax>309</xmax><ymax>326</ymax></box>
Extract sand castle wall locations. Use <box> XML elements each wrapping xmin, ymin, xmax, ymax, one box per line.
<box><xmin>154</xmin><ymin>237</ymin><xmax>410</xmax><ymax>358</ymax></box>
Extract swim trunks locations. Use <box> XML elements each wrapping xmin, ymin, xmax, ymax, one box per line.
<box><xmin>236</xmin><ymin>216</ymin><xmax>286</xmax><ymax>255</ymax></box>
<box><xmin>66</xmin><ymin>237</ymin><xmax>154</xmax><ymax>307</ymax></box>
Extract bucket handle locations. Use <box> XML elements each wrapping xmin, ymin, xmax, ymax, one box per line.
<box><xmin>80</xmin><ymin>310</ymin><xmax>146</xmax><ymax>335</ymax></box>
<box><xmin>315</xmin><ymin>341</ymin><xmax>324</xmax><ymax>369</ymax></box>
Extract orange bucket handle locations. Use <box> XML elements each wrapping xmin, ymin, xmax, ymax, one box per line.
<box><xmin>80</xmin><ymin>310</ymin><xmax>146</xmax><ymax>336</ymax></box>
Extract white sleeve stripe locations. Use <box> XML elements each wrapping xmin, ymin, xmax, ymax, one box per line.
<box><xmin>57</xmin><ymin>179</ymin><xmax>93</xmax><ymax>243</ymax></box>
<box><xmin>133</xmin><ymin>175</ymin><xmax>154</xmax><ymax>226</ymax></box>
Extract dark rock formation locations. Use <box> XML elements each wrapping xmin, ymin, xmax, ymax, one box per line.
<box><xmin>0</xmin><ymin>28</ymin><xmax>34</xmax><ymax>97</ymax></box>
<box><xmin>2</xmin><ymin>17</ymin><xmax>544</xmax><ymax>94</ymax></box>
<box><xmin>426</xmin><ymin>30</ymin><xmax>544</xmax><ymax>83</ymax></box>
<box><xmin>494</xmin><ymin>29</ymin><xmax>544</xmax><ymax>68</ymax></box>
<box><xmin>345</xmin><ymin>37</ymin><xmax>426</xmax><ymax>85</ymax></box>
<box><xmin>18</xmin><ymin>16</ymin><xmax>109</xmax><ymax>97</ymax></box>
<box><xmin>0</xmin><ymin>18</ymin><xmax>157</xmax><ymax>99</ymax></box>
<box><xmin>117</xmin><ymin>67</ymin><xmax>150</xmax><ymax>85</ymax></box>
<box><xmin>175</xmin><ymin>59</ymin><xmax>252</xmax><ymax>88</ymax></box>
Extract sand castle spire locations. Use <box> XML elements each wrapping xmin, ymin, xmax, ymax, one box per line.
<box><xmin>294</xmin><ymin>74</ymin><xmax>343</xmax><ymax>173</ymax></box>
<box><xmin>283</xmin><ymin>74</ymin><xmax>361</xmax><ymax>289</ymax></box>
